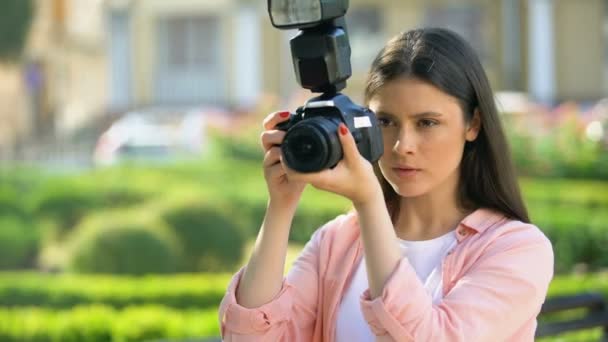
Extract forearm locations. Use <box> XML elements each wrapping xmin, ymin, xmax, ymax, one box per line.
<box><xmin>236</xmin><ymin>200</ymin><xmax>297</xmax><ymax>308</ymax></box>
<box><xmin>354</xmin><ymin>190</ymin><xmax>402</xmax><ymax>299</ymax></box>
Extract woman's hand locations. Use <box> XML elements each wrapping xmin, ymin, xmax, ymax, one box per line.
<box><xmin>284</xmin><ymin>123</ymin><xmax>382</xmax><ymax>207</ymax></box>
<box><xmin>261</xmin><ymin>111</ymin><xmax>307</xmax><ymax>208</ymax></box>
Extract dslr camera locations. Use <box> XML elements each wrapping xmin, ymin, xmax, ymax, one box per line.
<box><xmin>268</xmin><ymin>0</ymin><xmax>383</xmax><ymax>173</ymax></box>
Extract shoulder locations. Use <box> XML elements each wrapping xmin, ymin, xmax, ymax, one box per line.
<box><xmin>464</xmin><ymin>208</ymin><xmax>554</xmax><ymax>268</ymax></box>
<box><xmin>488</xmin><ymin>213</ymin><xmax>552</xmax><ymax>252</ymax></box>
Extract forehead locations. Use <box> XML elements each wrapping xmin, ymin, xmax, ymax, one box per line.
<box><xmin>368</xmin><ymin>77</ymin><xmax>462</xmax><ymax>117</ymax></box>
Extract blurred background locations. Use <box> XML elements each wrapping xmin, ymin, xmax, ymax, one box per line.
<box><xmin>0</xmin><ymin>0</ymin><xmax>607</xmax><ymax>341</ymax></box>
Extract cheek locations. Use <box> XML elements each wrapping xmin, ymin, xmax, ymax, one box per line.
<box><xmin>381</xmin><ymin>129</ymin><xmax>397</xmax><ymax>153</ymax></box>
<box><xmin>424</xmin><ymin>132</ymin><xmax>466</xmax><ymax>170</ymax></box>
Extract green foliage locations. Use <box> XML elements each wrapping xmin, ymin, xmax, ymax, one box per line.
<box><xmin>0</xmin><ymin>0</ymin><xmax>34</xmax><ymax>61</ymax></box>
<box><xmin>0</xmin><ymin>166</ymin><xmax>47</xmax><ymax>219</ymax></box>
<box><xmin>209</xmin><ymin>129</ymin><xmax>263</xmax><ymax>162</ymax></box>
<box><xmin>68</xmin><ymin>212</ymin><xmax>181</xmax><ymax>275</ymax></box>
<box><xmin>0</xmin><ymin>188</ymin><xmax>29</xmax><ymax>219</ymax></box>
<box><xmin>520</xmin><ymin>178</ymin><xmax>608</xmax><ymax>273</ymax></box>
<box><xmin>31</xmin><ymin>179</ymin><xmax>148</xmax><ymax>241</ymax></box>
<box><xmin>504</xmin><ymin>114</ymin><xmax>608</xmax><ymax>180</ymax></box>
<box><xmin>0</xmin><ymin>305</ymin><xmax>219</xmax><ymax>342</ymax></box>
<box><xmin>4</xmin><ymin>133</ymin><xmax>608</xmax><ymax>275</ymax></box>
<box><xmin>159</xmin><ymin>196</ymin><xmax>247</xmax><ymax>272</ymax></box>
<box><xmin>0</xmin><ymin>216</ymin><xmax>38</xmax><ymax>269</ymax></box>
<box><xmin>0</xmin><ymin>272</ymin><xmax>231</xmax><ymax>309</ymax></box>
<box><xmin>0</xmin><ymin>271</ymin><xmax>607</xmax><ymax>341</ymax></box>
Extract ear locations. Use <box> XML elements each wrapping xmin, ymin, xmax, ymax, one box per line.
<box><xmin>465</xmin><ymin>108</ymin><xmax>482</xmax><ymax>142</ymax></box>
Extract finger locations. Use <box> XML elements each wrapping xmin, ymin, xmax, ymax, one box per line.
<box><xmin>337</xmin><ymin>123</ymin><xmax>361</xmax><ymax>164</ymax></box>
<box><xmin>263</xmin><ymin>146</ymin><xmax>282</xmax><ymax>167</ymax></box>
<box><xmin>266</xmin><ymin>162</ymin><xmax>287</xmax><ymax>180</ymax></box>
<box><xmin>282</xmin><ymin>161</ymin><xmax>332</xmax><ymax>185</ymax></box>
<box><xmin>263</xmin><ymin>110</ymin><xmax>291</xmax><ymax>130</ymax></box>
<box><xmin>287</xmin><ymin>167</ymin><xmax>342</xmax><ymax>193</ymax></box>
<box><xmin>260</xmin><ymin>130</ymin><xmax>287</xmax><ymax>151</ymax></box>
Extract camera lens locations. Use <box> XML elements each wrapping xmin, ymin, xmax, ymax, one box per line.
<box><xmin>281</xmin><ymin>116</ymin><xmax>343</xmax><ymax>172</ymax></box>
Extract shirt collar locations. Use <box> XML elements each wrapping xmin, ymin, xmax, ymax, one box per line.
<box><xmin>459</xmin><ymin>207</ymin><xmax>506</xmax><ymax>235</ymax></box>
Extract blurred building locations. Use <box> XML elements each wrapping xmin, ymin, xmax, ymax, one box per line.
<box><xmin>24</xmin><ymin>0</ymin><xmax>108</xmax><ymax>138</ymax></box>
<box><xmin>2</xmin><ymin>0</ymin><xmax>607</xmax><ymax>155</ymax></box>
<box><xmin>106</xmin><ymin>0</ymin><xmax>608</xmax><ymax>109</ymax></box>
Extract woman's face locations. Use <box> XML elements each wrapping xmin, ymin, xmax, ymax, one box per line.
<box><xmin>368</xmin><ymin>77</ymin><xmax>480</xmax><ymax>198</ymax></box>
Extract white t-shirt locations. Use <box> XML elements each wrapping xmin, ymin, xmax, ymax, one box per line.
<box><xmin>335</xmin><ymin>230</ymin><xmax>458</xmax><ymax>342</ymax></box>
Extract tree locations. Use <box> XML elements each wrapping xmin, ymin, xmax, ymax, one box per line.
<box><xmin>0</xmin><ymin>0</ymin><xmax>34</xmax><ymax>62</ymax></box>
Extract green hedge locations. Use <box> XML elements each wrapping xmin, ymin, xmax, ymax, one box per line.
<box><xmin>68</xmin><ymin>212</ymin><xmax>181</xmax><ymax>275</ymax></box>
<box><xmin>521</xmin><ymin>178</ymin><xmax>608</xmax><ymax>273</ymax></box>
<box><xmin>0</xmin><ymin>305</ymin><xmax>219</xmax><ymax>342</ymax></box>
<box><xmin>504</xmin><ymin>114</ymin><xmax>608</xmax><ymax>180</ymax></box>
<box><xmin>520</xmin><ymin>177</ymin><xmax>608</xmax><ymax>207</ymax></box>
<box><xmin>3</xmin><ymin>151</ymin><xmax>608</xmax><ymax>274</ymax></box>
<box><xmin>0</xmin><ymin>271</ymin><xmax>606</xmax><ymax>341</ymax></box>
<box><xmin>0</xmin><ymin>272</ymin><xmax>230</xmax><ymax>309</ymax></box>
<box><xmin>31</xmin><ymin>179</ymin><xmax>148</xmax><ymax>241</ymax></box>
<box><xmin>159</xmin><ymin>196</ymin><xmax>247</xmax><ymax>272</ymax></box>
<box><xmin>0</xmin><ymin>216</ymin><xmax>39</xmax><ymax>269</ymax></box>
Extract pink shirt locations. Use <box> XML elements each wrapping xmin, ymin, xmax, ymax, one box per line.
<box><xmin>218</xmin><ymin>208</ymin><xmax>554</xmax><ymax>341</ymax></box>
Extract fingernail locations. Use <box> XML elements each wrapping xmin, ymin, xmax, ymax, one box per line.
<box><xmin>339</xmin><ymin>124</ymin><xmax>348</xmax><ymax>136</ymax></box>
<box><xmin>279</xmin><ymin>111</ymin><xmax>290</xmax><ymax>118</ymax></box>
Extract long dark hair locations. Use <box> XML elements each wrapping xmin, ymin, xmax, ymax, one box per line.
<box><xmin>365</xmin><ymin>27</ymin><xmax>529</xmax><ymax>223</ymax></box>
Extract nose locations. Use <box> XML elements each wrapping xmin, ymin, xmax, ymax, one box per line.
<box><xmin>392</xmin><ymin>127</ymin><xmax>416</xmax><ymax>156</ymax></box>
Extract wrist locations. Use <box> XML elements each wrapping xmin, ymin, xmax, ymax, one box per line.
<box><xmin>352</xmin><ymin>185</ymin><xmax>384</xmax><ymax>212</ymax></box>
<box><xmin>267</xmin><ymin>198</ymin><xmax>299</xmax><ymax>217</ymax></box>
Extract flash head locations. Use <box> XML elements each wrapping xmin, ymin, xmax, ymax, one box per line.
<box><xmin>268</xmin><ymin>0</ymin><xmax>349</xmax><ymax>29</ymax></box>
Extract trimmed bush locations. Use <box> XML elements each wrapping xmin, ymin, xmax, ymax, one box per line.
<box><xmin>0</xmin><ymin>271</ymin><xmax>607</xmax><ymax>341</ymax></box>
<box><xmin>68</xmin><ymin>211</ymin><xmax>181</xmax><ymax>275</ymax></box>
<box><xmin>159</xmin><ymin>197</ymin><xmax>247</xmax><ymax>272</ymax></box>
<box><xmin>0</xmin><ymin>216</ymin><xmax>39</xmax><ymax>269</ymax></box>
<box><xmin>51</xmin><ymin>305</ymin><xmax>114</xmax><ymax>342</ymax></box>
<box><xmin>528</xmin><ymin>202</ymin><xmax>608</xmax><ymax>273</ymax></box>
<box><xmin>0</xmin><ymin>272</ymin><xmax>231</xmax><ymax>309</ymax></box>
<box><xmin>0</xmin><ymin>188</ymin><xmax>29</xmax><ymax>219</ymax></box>
<box><xmin>31</xmin><ymin>180</ymin><xmax>147</xmax><ymax>241</ymax></box>
<box><xmin>0</xmin><ymin>305</ymin><xmax>219</xmax><ymax>342</ymax></box>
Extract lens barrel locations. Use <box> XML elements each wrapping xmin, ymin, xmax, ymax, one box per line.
<box><xmin>281</xmin><ymin>116</ymin><xmax>343</xmax><ymax>172</ymax></box>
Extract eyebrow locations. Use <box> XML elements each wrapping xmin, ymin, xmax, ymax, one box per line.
<box><xmin>374</xmin><ymin>110</ymin><xmax>444</xmax><ymax>119</ymax></box>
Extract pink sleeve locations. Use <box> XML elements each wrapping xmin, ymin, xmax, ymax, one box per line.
<box><xmin>217</xmin><ymin>218</ymin><xmax>332</xmax><ymax>341</ymax></box>
<box><xmin>359</xmin><ymin>228</ymin><xmax>554</xmax><ymax>341</ymax></box>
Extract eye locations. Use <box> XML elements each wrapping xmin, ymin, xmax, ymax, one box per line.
<box><xmin>418</xmin><ymin>119</ymin><xmax>438</xmax><ymax>128</ymax></box>
<box><xmin>377</xmin><ymin>117</ymin><xmax>395</xmax><ymax>127</ymax></box>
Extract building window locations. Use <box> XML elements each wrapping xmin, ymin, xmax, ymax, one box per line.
<box><xmin>156</xmin><ymin>14</ymin><xmax>223</xmax><ymax>104</ymax></box>
<box><xmin>424</xmin><ymin>5</ymin><xmax>491</xmax><ymax>65</ymax></box>
<box><xmin>346</xmin><ymin>6</ymin><xmax>384</xmax><ymax>72</ymax></box>
<box><xmin>161</xmin><ymin>16</ymin><xmax>218</xmax><ymax>69</ymax></box>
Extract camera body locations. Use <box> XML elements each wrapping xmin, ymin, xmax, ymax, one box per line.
<box><xmin>267</xmin><ymin>0</ymin><xmax>384</xmax><ymax>173</ymax></box>
<box><xmin>277</xmin><ymin>93</ymin><xmax>383</xmax><ymax>173</ymax></box>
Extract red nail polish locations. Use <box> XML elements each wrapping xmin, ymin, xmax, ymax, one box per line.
<box><xmin>279</xmin><ymin>111</ymin><xmax>290</xmax><ymax>118</ymax></box>
<box><xmin>339</xmin><ymin>124</ymin><xmax>348</xmax><ymax>135</ymax></box>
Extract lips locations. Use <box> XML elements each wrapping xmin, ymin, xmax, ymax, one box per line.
<box><xmin>392</xmin><ymin>166</ymin><xmax>421</xmax><ymax>178</ymax></box>
<box><xmin>394</xmin><ymin>165</ymin><xmax>420</xmax><ymax>171</ymax></box>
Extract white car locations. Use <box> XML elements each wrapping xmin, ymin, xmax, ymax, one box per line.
<box><xmin>93</xmin><ymin>107</ymin><xmax>209</xmax><ymax>166</ymax></box>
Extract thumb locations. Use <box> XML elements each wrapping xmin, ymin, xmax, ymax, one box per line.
<box><xmin>338</xmin><ymin>123</ymin><xmax>360</xmax><ymax>163</ymax></box>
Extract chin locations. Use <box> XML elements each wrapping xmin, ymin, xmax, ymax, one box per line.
<box><xmin>390</xmin><ymin>182</ymin><xmax>430</xmax><ymax>198</ymax></box>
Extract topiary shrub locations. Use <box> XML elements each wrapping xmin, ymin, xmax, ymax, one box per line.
<box><xmin>159</xmin><ymin>197</ymin><xmax>247</xmax><ymax>272</ymax></box>
<box><xmin>32</xmin><ymin>179</ymin><xmax>147</xmax><ymax>242</ymax></box>
<box><xmin>0</xmin><ymin>216</ymin><xmax>39</xmax><ymax>269</ymax></box>
<box><xmin>51</xmin><ymin>305</ymin><xmax>114</xmax><ymax>342</ymax></box>
<box><xmin>68</xmin><ymin>211</ymin><xmax>181</xmax><ymax>275</ymax></box>
<box><xmin>0</xmin><ymin>188</ymin><xmax>29</xmax><ymax>220</ymax></box>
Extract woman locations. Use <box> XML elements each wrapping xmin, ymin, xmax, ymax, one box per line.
<box><xmin>218</xmin><ymin>28</ymin><xmax>554</xmax><ymax>341</ymax></box>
